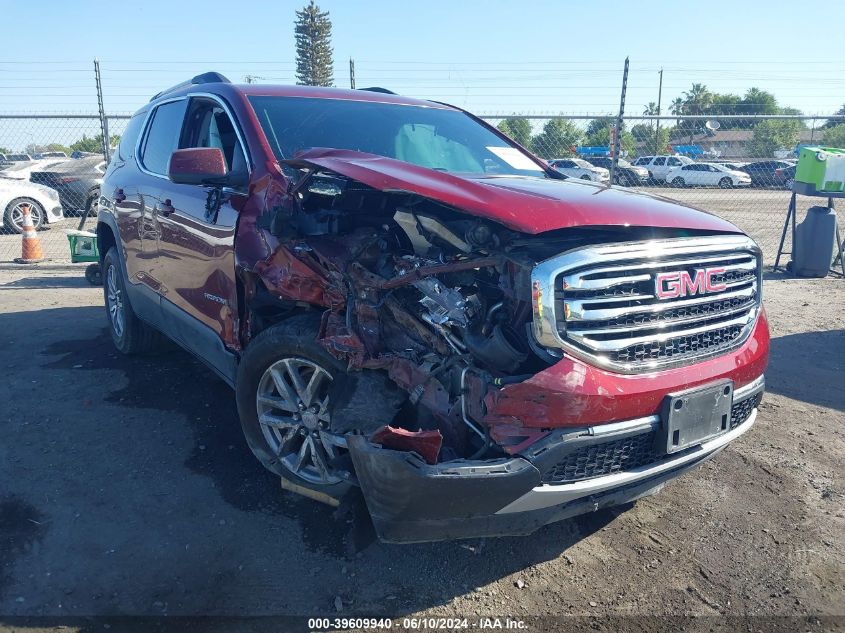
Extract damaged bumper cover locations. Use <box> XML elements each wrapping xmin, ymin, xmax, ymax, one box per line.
<box><xmin>348</xmin><ymin>376</ymin><xmax>764</xmax><ymax>543</ymax></box>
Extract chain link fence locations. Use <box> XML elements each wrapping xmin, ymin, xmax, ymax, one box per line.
<box><xmin>0</xmin><ymin>115</ymin><xmax>129</xmax><ymax>263</ymax></box>
<box><xmin>1</xmin><ymin>112</ymin><xmax>841</xmax><ymax>266</ymax></box>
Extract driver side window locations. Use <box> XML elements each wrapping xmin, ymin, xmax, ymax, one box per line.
<box><xmin>180</xmin><ymin>98</ymin><xmax>247</xmax><ymax>176</ymax></box>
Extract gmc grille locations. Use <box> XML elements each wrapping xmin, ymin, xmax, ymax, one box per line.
<box><xmin>531</xmin><ymin>236</ymin><xmax>762</xmax><ymax>373</ymax></box>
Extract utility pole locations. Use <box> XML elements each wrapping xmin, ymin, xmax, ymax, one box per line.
<box><xmin>610</xmin><ymin>57</ymin><xmax>629</xmax><ymax>186</ymax></box>
<box><xmin>349</xmin><ymin>58</ymin><xmax>356</xmax><ymax>89</ymax></box>
<box><xmin>93</xmin><ymin>59</ymin><xmax>109</xmax><ymax>163</ymax></box>
<box><xmin>655</xmin><ymin>68</ymin><xmax>663</xmax><ymax>154</ymax></box>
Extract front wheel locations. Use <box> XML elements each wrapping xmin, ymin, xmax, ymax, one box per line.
<box><xmin>4</xmin><ymin>198</ymin><xmax>45</xmax><ymax>234</ymax></box>
<box><xmin>236</xmin><ymin>314</ymin><xmax>353</xmax><ymax>498</ymax></box>
<box><xmin>719</xmin><ymin>177</ymin><xmax>732</xmax><ymax>189</ymax></box>
<box><xmin>671</xmin><ymin>177</ymin><xmax>685</xmax><ymax>188</ymax></box>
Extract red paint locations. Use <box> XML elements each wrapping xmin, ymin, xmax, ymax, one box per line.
<box><xmin>484</xmin><ymin>310</ymin><xmax>769</xmax><ymax>430</ymax></box>
<box><xmin>371</xmin><ymin>426</ymin><xmax>443</xmax><ymax>465</ymax></box>
<box><xmin>288</xmin><ymin>149</ymin><xmax>740</xmax><ymax>235</ymax></box>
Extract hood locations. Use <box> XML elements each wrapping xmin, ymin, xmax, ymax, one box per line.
<box><xmin>287</xmin><ymin>149</ymin><xmax>740</xmax><ymax>235</ymax></box>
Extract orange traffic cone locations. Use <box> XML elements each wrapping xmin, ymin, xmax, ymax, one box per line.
<box><xmin>14</xmin><ymin>204</ymin><xmax>45</xmax><ymax>264</ymax></box>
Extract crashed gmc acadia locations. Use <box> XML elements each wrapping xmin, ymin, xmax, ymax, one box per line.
<box><xmin>96</xmin><ymin>73</ymin><xmax>769</xmax><ymax>543</ymax></box>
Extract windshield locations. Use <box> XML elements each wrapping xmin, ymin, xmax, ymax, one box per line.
<box><xmin>572</xmin><ymin>158</ymin><xmax>594</xmax><ymax>169</ymax></box>
<box><xmin>248</xmin><ymin>96</ymin><xmax>546</xmax><ymax>177</ymax></box>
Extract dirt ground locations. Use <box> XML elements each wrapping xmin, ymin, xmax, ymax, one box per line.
<box><xmin>0</xmin><ymin>264</ymin><xmax>843</xmax><ymax>632</ymax></box>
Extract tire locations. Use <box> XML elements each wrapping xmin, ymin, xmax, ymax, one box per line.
<box><xmin>580</xmin><ymin>174</ymin><xmax>591</xmax><ymax>180</ymax></box>
<box><xmin>4</xmin><ymin>198</ymin><xmax>45</xmax><ymax>234</ymax></box>
<box><xmin>102</xmin><ymin>247</ymin><xmax>163</xmax><ymax>354</ymax></box>
<box><xmin>85</xmin><ymin>263</ymin><xmax>102</xmax><ymax>286</ymax></box>
<box><xmin>671</xmin><ymin>177</ymin><xmax>685</xmax><ymax>188</ymax></box>
<box><xmin>719</xmin><ymin>177</ymin><xmax>732</xmax><ymax>189</ymax></box>
<box><xmin>236</xmin><ymin>313</ymin><xmax>355</xmax><ymax>498</ymax></box>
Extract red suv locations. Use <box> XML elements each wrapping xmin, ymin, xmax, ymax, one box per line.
<box><xmin>97</xmin><ymin>73</ymin><xmax>769</xmax><ymax>543</ymax></box>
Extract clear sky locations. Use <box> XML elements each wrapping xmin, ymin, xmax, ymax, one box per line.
<box><xmin>1</xmin><ymin>0</ymin><xmax>844</xmax><ymax>122</ymax></box>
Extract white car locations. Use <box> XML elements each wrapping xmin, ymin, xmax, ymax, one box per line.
<box><xmin>0</xmin><ymin>158</ymin><xmax>67</xmax><ymax>181</ymax></box>
<box><xmin>665</xmin><ymin>162</ymin><xmax>752</xmax><ymax>189</ymax></box>
<box><xmin>0</xmin><ymin>175</ymin><xmax>64</xmax><ymax>233</ymax></box>
<box><xmin>548</xmin><ymin>158</ymin><xmax>609</xmax><ymax>182</ymax></box>
<box><xmin>631</xmin><ymin>155</ymin><xmax>694</xmax><ymax>182</ymax></box>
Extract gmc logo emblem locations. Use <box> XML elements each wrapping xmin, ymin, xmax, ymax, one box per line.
<box><xmin>655</xmin><ymin>267</ymin><xmax>727</xmax><ymax>299</ymax></box>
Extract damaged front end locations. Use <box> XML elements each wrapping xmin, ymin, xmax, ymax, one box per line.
<box><xmin>234</xmin><ymin>150</ymin><xmax>767</xmax><ymax>543</ymax></box>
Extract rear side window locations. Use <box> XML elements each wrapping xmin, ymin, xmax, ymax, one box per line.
<box><xmin>652</xmin><ymin>157</ymin><xmax>666</xmax><ymax>165</ymax></box>
<box><xmin>117</xmin><ymin>113</ymin><xmax>146</xmax><ymax>161</ymax></box>
<box><xmin>140</xmin><ymin>100</ymin><xmax>188</xmax><ymax>175</ymax></box>
<box><xmin>667</xmin><ymin>157</ymin><xmax>681</xmax><ymax>166</ymax></box>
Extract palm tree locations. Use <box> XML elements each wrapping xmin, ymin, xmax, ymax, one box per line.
<box><xmin>643</xmin><ymin>102</ymin><xmax>659</xmax><ymax>116</ymax></box>
<box><xmin>670</xmin><ymin>97</ymin><xmax>685</xmax><ymax>125</ymax></box>
<box><xmin>683</xmin><ymin>83</ymin><xmax>713</xmax><ymax>115</ymax></box>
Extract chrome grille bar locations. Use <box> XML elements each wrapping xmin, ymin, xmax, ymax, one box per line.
<box><xmin>531</xmin><ymin>235</ymin><xmax>762</xmax><ymax>374</ymax></box>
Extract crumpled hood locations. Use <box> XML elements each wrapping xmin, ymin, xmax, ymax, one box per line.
<box><xmin>286</xmin><ymin>148</ymin><xmax>741</xmax><ymax>235</ymax></box>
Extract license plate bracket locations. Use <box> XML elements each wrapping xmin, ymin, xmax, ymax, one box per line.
<box><xmin>659</xmin><ymin>380</ymin><xmax>734</xmax><ymax>454</ymax></box>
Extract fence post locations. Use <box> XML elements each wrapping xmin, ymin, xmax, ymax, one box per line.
<box><xmin>610</xmin><ymin>57</ymin><xmax>629</xmax><ymax>185</ymax></box>
<box><xmin>94</xmin><ymin>59</ymin><xmax>110</xmax><ymax>163</ymax></box>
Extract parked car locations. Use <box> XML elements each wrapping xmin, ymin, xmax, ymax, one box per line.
<box><xmin>0</xmin><ymin>158</ymin><xmax>66</xmax><ymax>180</ymax></box>
<box><xmin>0</xmin><ymin>174</ymin><xmax>64</xmax><ymax>233</ymax></box>
<box><xmin>665</xmin><ymin>162</ymin><xmax>752</xmax><ymax>188</ymax></box>
<box><xmin>740</xmin><ymin>160</ymin><xmax>796</xmax><ymax>187</ymax></box>
<box><xmin>97</xmin><ymin>73</ymin><xmax>768</xmax><ymax>543</ymax></box>
<box><xmin>631</xmin><ymin>155</ymin><xmax>694</xmax><ymax>183</ymax></box>
<box><xmin>2</xmin><ymin>153</ymin><xmax>33</xmax><ymax>163</ymax></box>
<box><xmin>775</xmin><ymin>164</ymin><xmax>797</xmax><ymax>190</ymax></box>
<box><xmin>710</xmin><ymin>161</ymin><xmax>747</xmax><ymax>171</ymax></box>
<box><xmin>585</xmin><ymin>156</ymin><xmax>649</xmax><ymax>186</ymax></box>
<box><xmin>548</xmin><ymin>158</ymin><xmax>609</xmax><ymax>182</ymax></box>
<box><xmin>33</xmin><ymin>151</ymin><xmax>69</xmax><ymax>159</ymax></box>
<box><xmin>30</xmin><ymin>156</ymin><xmax>105</xmax><ymax>217</ymax></box>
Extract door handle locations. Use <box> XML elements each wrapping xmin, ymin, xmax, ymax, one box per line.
<box><xmin>113</xmin><ymin>189</ymin><xmax>126</xmax><ymax>203</ymax></box>
<box><xmin>159</xmin><ymin>199</ymin><xmax>175</xmax><ymax>217</ymax></box>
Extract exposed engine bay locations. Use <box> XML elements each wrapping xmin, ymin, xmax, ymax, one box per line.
<box><xmin>240</xmin><ymin>167</ymin><xmax>703</xmax><ymax>465</ymax></box>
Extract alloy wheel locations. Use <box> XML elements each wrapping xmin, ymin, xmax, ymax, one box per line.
<box><xmin>9</xmin><ymin>202</ymin><xmax>43</xmax><ymax>232</ymax></box>
<box><xmin>255</xmin><ymin>357</ymin><xmax>345</xmax><ymax>485</ymax></box>
<box><xmin>106</xmin><ymin>264</ymin><xmax>125</xmax><ymax>338</ymax></box>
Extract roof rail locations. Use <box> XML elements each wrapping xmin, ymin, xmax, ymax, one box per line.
<box><xmin>151</xmin><ymin>72</ymin><xmax>231</xmax><ymax>101</ymax></box>
<box><xmin>358</xmin><ymin>86</ymin><xmax>396</xmax><ymax>95</ymax></box>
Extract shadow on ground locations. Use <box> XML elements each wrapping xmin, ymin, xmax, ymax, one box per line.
<box><xmin>766</xmin><ymin>329</ymin><xmax>845</xmax><ymax>412</ymax></box>
<box><xmin>1</xmin><ymin>306</ymin><xmax>624</xmax><ymax>618</ymax></box>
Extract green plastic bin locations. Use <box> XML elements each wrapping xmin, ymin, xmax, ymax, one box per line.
<box><xmin>795</xmin><ymin>146</ymin><xmax>845</xmax><ymax>194</ymax></box>
<box><xmin>64</xmin><ymin>230</ymin><xmax>100</xmax><ymax>263</ymax></box>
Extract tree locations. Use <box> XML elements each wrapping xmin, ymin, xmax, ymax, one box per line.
<box><xmin>69</xmin><ymin>133</ymin><xmax>120</xmax><ymax>154</ymax></box>
<box><xmin>822</xmin><ymin>124</ymin><xmax>845</xmax><ymax>149</ymax></box>
<box><xmin>643</xmin><ymin>102</ymin><xmax>659</xmax><ymax>116</ymax></box>
<box><xmin>640</xmin><ymin>127</ymin><xmax>671</xmax><ymax>156</ymax></box>
<box><xmin>739</xmin><ymin>87</ymin><xmax>779</xmax><ymax>117</ymax></box>
<box><xmin>0</xmin><ymin>146</ymin><xmax>10</xmax><ymax>154</ymax></box>
<box><xmin>683</xmin><ymin>83</ymin><xmax>713</xmax><ymax>115</ymax></box>
<box><xmin>584</xmin><ymin>119</ymin><xmax>635</xmax><ymax>156</ymax></box>
<box><xmin>496</xmin><ymin>117</ymin><xmax>532</xmax><ymax>148</ymax></box>
<box><xmin>530</xmin><ymin>119</ymin><xmax>582</xmax><ymax>159</ymax></box>
<box><xmin>294</xmin><ymin>1</ymin><xmax>334</xmax><ymax>87</ymax></box>
<box><xmin>749</xmin><ymin>119</ymin><xmax>801</xmax><ymax>158</ymax></box>
<box><xmin>822</xmin><ymin>103</ymin><xmax>845</xmax><ymax>129</ymax></box>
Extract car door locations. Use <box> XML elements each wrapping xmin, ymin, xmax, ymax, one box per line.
<box><xmin>132</xmin><ymin>98</ymin><xmax>189</xmax><ymax>304</ymax></box>
<box><xmin>153</xmin><ymin>96</ymin><xmax>249</xmax><ymax>375</ymax></box>
<box><xmin>665</xmin><ymin>157</ymin><xmax>684</xmax><ymax>181</ymax></box>
<box><xmin>650</xmin><ymin>156</ymin><xmax>667</xmax><ymax>180</ymax></box>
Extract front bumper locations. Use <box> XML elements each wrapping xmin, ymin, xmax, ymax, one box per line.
<box><xmin>349</xmin><ymin>375</ymin><xmax>764</xmax><ymax>543</ymax></box>
<box><xmin>45</xmin><ymin>204</ymin><xmax>64</xmax><ymax>223</ymax></box>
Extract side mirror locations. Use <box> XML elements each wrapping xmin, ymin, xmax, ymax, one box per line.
<box><xmin>168</xmin><ymin>148</ymin><xmax>228</xmax><ymax>185</ymax></box>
